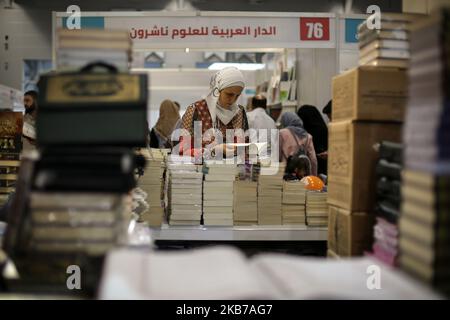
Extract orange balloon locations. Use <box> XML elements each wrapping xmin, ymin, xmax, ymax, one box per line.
<box><xmin>301</xmin><ymin>175</ymin><xmax>324</xmax><ymax>191</ymax></box>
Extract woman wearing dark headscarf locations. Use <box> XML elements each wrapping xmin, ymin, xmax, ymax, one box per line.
<box><xmin>150</xmin><ymin>99</ymin><xmax>180</xmax><ymax>149</ymax></box>
<box><xmin>279</xmin><ymin>112</ymin><xmax>318</xmax><ymax>176</ymax></box>
<box><xmin>297</xmin><ymin>105</ymin><xmax>328</xmax><ymax>175</ymax></box>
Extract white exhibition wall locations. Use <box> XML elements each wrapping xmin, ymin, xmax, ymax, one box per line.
<box><xmin>141</xmin><ymin>68</ymin><xmax>256</xmax><ymax>128</ymax></box>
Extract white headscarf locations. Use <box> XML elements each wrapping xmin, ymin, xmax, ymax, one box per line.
<box><xmin>205</xmin><ymin>67</ymin><xmax>245</xmax><ymax>126</ymax></box>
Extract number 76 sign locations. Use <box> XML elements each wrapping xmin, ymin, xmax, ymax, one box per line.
<box><xmin>300</xmin><ymin>17</ymin><xmax>330</xmax><ymax>41</ymax></box>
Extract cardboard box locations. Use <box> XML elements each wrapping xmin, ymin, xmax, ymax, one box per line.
<box><xmin>327</xmin><ymin>205</ymin><xmax>374</xmax><ymax>257</ymax></box>
<box><xmin>328</xmin><ymin>120</ymin><xmax>401</xmax><ymax>211</ymax></box>
<box><xmin>332</xmin><ymin>66</ymin><xmax>407</xmax><ymax>122</ymax></box>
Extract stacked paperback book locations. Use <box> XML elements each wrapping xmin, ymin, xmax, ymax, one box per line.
<box><xmin>282</xmin><ymin>181</ymin><xmax>306</xmax><ymax>225</ymax></box>
<box><xmin>136</xmin><ymin>149</ymin><xmax>166</xmax><ymax>227</ymax></box>
<box><xmin>257</xmin><ymin>163</ymin><xmax>285</xmax><ymax>225</ymax></box>
<box><xmin>234</xmin><ymin>162</ymin><xmax>259</xmax><ymax>226</ymax></box>
<box><xmin>306</xmin><ymin>191</ymin><xmax>328</xmax><ymax>227</ymax></box>
<box><xmin>399</xmin><ymin>8</ymin><xmax>450</xmax><ymax>296</ymax></box>
<box><xmin>404</xmin><ymin>11</ymin><xmax>450</xmax><ymax>172</ymax></box>
<box><xmin>167</xmin><ymin>162</ymin><xmax>203</xmax><ymax>226</ymax></box>
<box><xmin>0</xmin><ymin>111</ymin><xmax>23</xmax><ymax>207</ymax></box>
<box><xmin>371</xmin><ymin>141</ymin><xmax>403</xmax><ymax>266</ymax></box>
<box><xmin>56</xmin><ymin>29</ymin><xmax>131</xmax><ymax>71</ymax></box>
<box><xmin>358</xmin><ymin>13</ymin><xmax>421</xmax><ymax>68</ymax></box>
<box><xmin>28</xmin><ymin>148</ymin><xmax>136</xmax><ymax>255</ymax></box>
<box><xmin>234</xmin><ymin>180</ymin><xmax>258</xmax><ymax>226</ymax></box>
<box><xmin>372</xmin><ymin>217</ymin><xmax>399</xmax><ymax>266</ymax></box>
<box><xmin>203</xmin><ymin>161</ymin><xmax>236</xmax><ymax>226</ymax></box>
<box><xmin>29</xmin><ymin>192</ymin><xmax>128</xmax><ymax>255</ymax></box>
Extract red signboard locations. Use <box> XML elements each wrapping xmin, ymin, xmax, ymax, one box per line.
<box><xmin>300</xmin><ymin>17</ymin><xmax>330</xmax><ymax>41</ymax></box>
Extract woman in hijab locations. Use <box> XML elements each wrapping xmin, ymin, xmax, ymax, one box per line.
<box><xmin>150</xmin><ymin>99</ymin><xmax>180</xmax><ymax>149</ymax></box>
<box><xmin>279</xmin><ymin>112</ymin><xmax>318</xmax><ymax>176</ymax></box>
<box><xmin>175</xmin><ymin>67</ymin><xmax>249</xmax><ymax>158</ymax></box>
<box><xmin>297</xmin><ymin>105</ymin><xmax>328</xmax><ymax>175</ymax></box>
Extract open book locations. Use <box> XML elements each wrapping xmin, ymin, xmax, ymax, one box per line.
<box><xmin>98</xmin><ymin>246</ymin><xmax>441</xmax><ymax>300</ymax></box>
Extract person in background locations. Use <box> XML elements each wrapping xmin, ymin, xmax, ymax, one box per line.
<box><xmin>247</xmin><ymin>95</ymin><xmax>276</xmax><ymax>131</ymax></box>
<box><xmin>174</xmin><ymin>66</ymin><xmax>249</xmax><ymax>158</ymax></box>
<box><xmin>150</xmin><ymin>99</ymin><xmax>180</xmax><ymax>149</ymax></box>
<box><xmin>173</xmin><ymin>101</ymin><xmax>181</xmax><ymax>113</ymax></box>
<box><xmin>317</xmin><ymin>100</ymin><xmax>332</xmax><ymax>163</ymax></box>
<box><xmin>246</xmin><ymin>94</ymin><xmax>276</xmax><ymax>155</ymax></box>
<box><xmin>22</xmin><ymin>90</ymin><xmax>38</xmax><ymax>152</ymax></box>
<box><xmin>323</xmin><ymin>99</ymin><xmax>332</xmax><ymax>122</ymax></box>
<box><xmin>283</xmin><ymin>154</ymin><xmax>311</xmax><ymax>181</ymax></box>
<box><xmin>297</xmin><ymin>105</ymin><xmax>328</xmax><ymax>175</ymax></box>
<box><xmin>245</xmin><ymin>96</ymin><xmax>253</xmax><ymax>112</ymax></box>
<box><xmin>279</xmin><ymin>112</ymin><xmax>318</xmax><ymax>176</ymax></box>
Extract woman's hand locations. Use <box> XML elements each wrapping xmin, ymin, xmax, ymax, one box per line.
<box><xmin>212</xmin><ymin>143</ymin><xmax>237</xmax><ymax>158</ymax></box>
<box><xmin>317</xmin><ymin>151</ymin><xmax>328</xmax><ymax>160</ymax></box>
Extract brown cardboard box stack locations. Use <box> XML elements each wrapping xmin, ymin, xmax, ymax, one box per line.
<box><xmin>328</xmin><ymin>206</ymin><xmax>374</xmax><ymax>257</ymax></box>
<box><xmin>328</xmin><ymin>65</ymin><xmax>405</xmax><ymax>257</ymax></box>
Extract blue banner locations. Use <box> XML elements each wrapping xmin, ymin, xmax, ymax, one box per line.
<box><xmin>345</xmin><ymin>18</ymin><xmax>365</xmax><ymax>43</ymax></box>
<box><xmin>62</xmin><ymin>17</ymin><xmax>105</xmax><ymax>29</ymax></box>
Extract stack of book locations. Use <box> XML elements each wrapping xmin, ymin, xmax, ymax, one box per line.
<box><xmin>306</xmin><ymin>191</ymin><xmax>328</xmax><ymax>227</ymax></box>
<box><xmin>56</xmin><ymin>29</ymin><xmax>131</xmax><ymax>71</ymax></box>
<box><xmin>167</xmin><ymin>163</ymin><xmax>203</xmax><ymax>226</ymax></box>
<box><xmin>372</xmin><ymin>216</ymin><xmax>399</xmax><ymax>266</ymax></box>
<box><xmin>399</xmin><ymin>9</ymin><xmax>450</xmax><ymax>296</ymax></box>
<box><xmin>0</xmin><ymin>163</ymin><xmax>19</xmax><ymax>207</ymax></box>
<box><xmin>27</xmin><ymin>148</ymin><xmax>136</xmax><ymax>255</ymax></box>
<box><xmin>282</xmin><ymin>181</ymin><xmax>306</xmax><ymax>225</ymax></box>
<box><xmin>29</xmin><ymin>192</ymin><xmax>128</xmax><ymax>255</ymax></box>
<box><xmin>399</xmin><ymin>170</ymin><xmax>450</xmax><ymax>295</ymax></box>
<box><xmin>233</xmin><ymin>180</ymin><xmax>258</xmax><ymax>226</ymax></box>
<box><xmin>237</xmin><ymin>163</ymin><xmax>260</xmax><ymax>182</ymax></box>
<box><xmin>203</xmin><ymin>161</ymin><xmax>236</xmax><ymax>226</ymax></box>
<box><xmin>0</xmin><ymin>111</ymin><xmax>23</xmax><ymax>206</ymax></box>
<box><xmin>371</xmin><ymin>141</ymin><xmax>403</xmax><ymax>266</ymax></box>
<box><xmin>257</xmin><ymin>164</ymin><xmax>285</xmax><ymax>225</ymax></box>
<box><xmin>136</xmin><ymin>149</ymin><xmax>166</xmax><ymax>227</ymax></box>
<box><xmin>358</xmin><ymin>13</ymin><xmax>421</xmax><ymax>68</ymax></box>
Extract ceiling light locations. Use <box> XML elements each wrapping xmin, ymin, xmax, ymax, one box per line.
<box><xmin>208</xmin><ymin>62</ymin><xmax>265</xmax><ymax>71</ymax></box>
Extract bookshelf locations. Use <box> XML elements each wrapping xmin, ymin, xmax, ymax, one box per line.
<box><xmin>150</xmin><ymin>224</ymin><xmax>327</xmax><ymax>241</ymax></box>
<box><xmin>256</xmin><ymin>49</ymin><xmax>299</xmax><ymax>122</ymax></box>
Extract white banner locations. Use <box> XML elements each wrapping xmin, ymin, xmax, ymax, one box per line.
<box><xmin>56</xmin><ymin>13</ymin><xmax>336</xmax><ymax>49</ymax></box>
